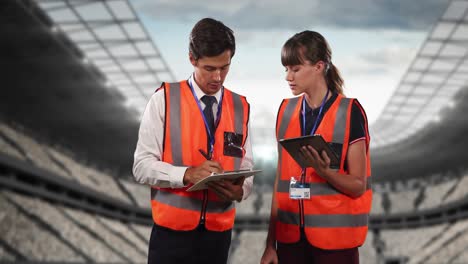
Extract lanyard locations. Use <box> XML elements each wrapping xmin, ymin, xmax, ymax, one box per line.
<box><xmin>188</xmin><ymin>79</ymin><xmax>224</xmax><ymax>153</ymax></box>
<box><xmin>300</xmin><ymin>89</ymin><xmax>329</xmax><ymax>173</ymax></box>
<box><xmin>302</xmin><ymin>89</ymin><xmax>329</xmax><ymax>136</ymax></box>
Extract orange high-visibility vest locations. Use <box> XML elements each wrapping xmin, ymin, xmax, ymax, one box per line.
<box><xmin>150</xmin><ymin>81</ymin><xmax>249</xmax><ymax>231</ymax></box>
<box><xmin>275</xmin><ymin>94</ymin><xmax>372</xmax><ymax>249</ymax></box>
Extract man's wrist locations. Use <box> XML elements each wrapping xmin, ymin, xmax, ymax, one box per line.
<box><xmin>183</xmin><ymin>167</ymin><xmax>192</xmax><ymax>185</ymax></box>
<box><xmin>236</xmin><ymin>188</ymin><xmax>244</xmax><ymax>202</ymax></box>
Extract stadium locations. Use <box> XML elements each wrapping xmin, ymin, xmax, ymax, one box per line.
<box><xmin>1</xmin><ymin>0</ymin><xmax>468</xmax><ymax>263</ymax></box>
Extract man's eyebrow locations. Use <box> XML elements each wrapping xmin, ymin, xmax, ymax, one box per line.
<box><xmin>204</xmin><ymin>63</ymin><xmax>231</xmax><ymax>69</ymax></box>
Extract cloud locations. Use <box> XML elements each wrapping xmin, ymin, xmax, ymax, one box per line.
<box><xmin>134</xmin><ymin>0</ymin><xmax>449</xmax><ymax>31</ymax></box>
<box><xmin>360</xmin><ymin>45</ymin><xmax>418</xmax><ymax>68</ymax></box>
<box><xmin>337</xmin><ymin>45</ymin><xmax>418</xmax><ymax>77</ymax></box>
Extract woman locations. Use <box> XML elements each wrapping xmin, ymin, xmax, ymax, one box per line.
<box><xmin>260</xmin><ymin>31</ymin><xmax>372</xmax><ymax>264</ymax></box>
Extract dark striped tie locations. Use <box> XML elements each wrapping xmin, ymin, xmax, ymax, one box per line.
<box><xmin>201</xmin><ymin>95</ymin><xmax>217</xmax><ymax>150</ymax></box>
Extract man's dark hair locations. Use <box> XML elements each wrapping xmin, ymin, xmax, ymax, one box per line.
<box><xmin>189</xmin><ymin>18</ymin><xmax>235</xmax><ymax>60</ymax></box>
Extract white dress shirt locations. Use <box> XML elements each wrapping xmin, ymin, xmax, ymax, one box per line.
<box><xmin>133</xmin><ymin>75</ymin><xmax>254</xmax><ymax>200</ymax></box>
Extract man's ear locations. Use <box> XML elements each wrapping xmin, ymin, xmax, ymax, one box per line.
<box><xmin>189</xmin><ymin>52</ymin><xmax>197</xmax><ymax>66</ymax></box>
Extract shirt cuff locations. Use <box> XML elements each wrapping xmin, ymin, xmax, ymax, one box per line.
<box><xmin>240</xmin><ymin>177</ymin><xmax>253</xmax><ymax>202</ymax></box>
<box><xmin>241</xmin><ymin>184</ymin><xmax>249</xmax><ymax>201</ymax></box>
<box><xmin>169</xmin><ymin>166</ymin><xmax>189</xmax><ymax>188</ymax></box>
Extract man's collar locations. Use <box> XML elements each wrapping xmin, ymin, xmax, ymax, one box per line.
<box><xmin>189</xmin><ymin>74</ymin><xmax>222</xmax><ymax>103</ymax></box>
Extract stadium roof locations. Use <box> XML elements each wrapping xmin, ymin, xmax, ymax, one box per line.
<box><xmin>0</xmin><ymin>0</ymin><xmax>177</xmax><ymax>175</ymax></box>
<box><xmin>371</xmin><ymin>0</ymin><xmax>468</xmax><ymax>148</ymax></box>
<box><xmin>35</xmin><ymin>0</ymin><xmax>175</xmax><ymax>116</ymax></box>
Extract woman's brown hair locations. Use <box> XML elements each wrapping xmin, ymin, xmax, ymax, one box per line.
<box><xmin>281</xmin><ymin>30</ymin><xmax>344</xmax><ymax>95</ymax></box>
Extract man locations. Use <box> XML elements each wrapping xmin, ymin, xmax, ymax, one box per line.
<box><xmin>132</xmin><ymin>18</ymin><xmax>254</xmax><ymax>264</ymax></box>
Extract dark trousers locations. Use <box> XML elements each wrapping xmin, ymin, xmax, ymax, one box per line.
<box><xmin>277</xmin><ymin>233</ymin><xmax>359</xmax><ymax>264</ymax></box>
<box><xmin>148</xmin><ymin>224</ymin><xmax>231</xmax><ymax>264</ymax></box>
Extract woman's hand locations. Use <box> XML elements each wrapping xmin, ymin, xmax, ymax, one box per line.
<box><xmin>260</xmin><ymin>245</ymin><xmax>278</xmax><ymax>264</ymax></box>
<box><xmin>300</xmin><ymin>141</ymin><xmax>368</xmax><ymax>198</ymax></box>
<box><xmin>299</xmin><ymin>145</ymin><xmax>330</xmax><ymax>177</ymax></box>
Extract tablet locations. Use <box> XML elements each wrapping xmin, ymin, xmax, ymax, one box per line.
<box><xmin>187</xmin><ymin>169</ymin><xmax>262</xmax><ymax>192</ymax></box>
<box><xmin>278</xmin><ymin>134</ymin><xmax>340</xmax><ymax>168</ymax></box>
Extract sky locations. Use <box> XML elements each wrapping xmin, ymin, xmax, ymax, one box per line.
<box><xmin>129</xmin><ymin>0</ymin><xmax>452</xmax><ymax>164</ymax></box>
<box><xmin>132</xmin><ymin>0</ymin><xmax>449</xmax><ymax>128</ymax></box>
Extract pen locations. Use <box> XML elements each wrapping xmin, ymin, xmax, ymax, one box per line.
<box><xmin>228</xmin><ymin>142</ymin><xmax>244</xmax><ymax>152</ymax></box>
<box><xmin>198</xmin><ymin>149</ymin><xmax>212</xmax><ymax>160</ymax></box>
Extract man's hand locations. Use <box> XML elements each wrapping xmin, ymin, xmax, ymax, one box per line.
<box><xmin>207</xmin><ymin>176</ymin><xmax>245</xmax><ymax>202</ymax></box>
<box><xmin>183</xmin><ymin>161</ymin><xmax>223</xmax><ymax>185</ymax></box>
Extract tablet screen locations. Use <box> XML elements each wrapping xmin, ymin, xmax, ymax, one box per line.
<box><xmin>278</xmin><ymin>134</ymin><xmax>340</xmax><ymax>169</ymax></box>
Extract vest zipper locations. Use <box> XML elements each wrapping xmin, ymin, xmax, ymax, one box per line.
<box><xmin>199</xmin><ymin>189</ymin><xmax>208</xmax><ymax>226</ymax></box>
<box><xmin>299</xmin><ymin>169</ymin><xmax>306</xmax><ymax>229</ymax></box>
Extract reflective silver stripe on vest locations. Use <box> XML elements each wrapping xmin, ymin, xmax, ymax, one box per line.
<box><xmin>168</xmin><ymin>82</ymin><xmax>183</xmax><ymax>166</ymax></box>
<box><xmin>332</xmin><ymin>98</ymin><xmax>351</xmax><ymax>144</ymax></box>
<box><xmin>304</xmin><ymin>213</ymin><xmax>368</xmax><ymax>227</ymax></box>
<box><xmin>277</xmin><ymin>179</ymin><xmax>372</xmax><ymax>194</ymax></box>
<box><xmin>277</xmin><ymin>209</ymin><xmax>300</xmax><ymax>225</ymax></box>
<box><xmin>231</xmin><ymin>92</ymin><xmax>244</xmax><ymax>170</ymax></box>
<box><xmin>151</xmin><ymin>189</ymin><xmax>234</xmax><ymax>213</ymax></box>
<box><xmin>278</xmin><ymin>209</ymin><xmax>368</xmax><ymax>227</ymax></box>
<box><xmin>278</xmin><ymin>97</ymin><xmax>300</xmax><ymax>140</ymax></box>
<box><xmin>277</xmin><ymin>98</ymin><xmax>300</xmax><ymax>173</ymax></box>
<box><xmin>277</xmin><ymin>142</ymin><xmax>282</xmax><ymax>173</ymax></box>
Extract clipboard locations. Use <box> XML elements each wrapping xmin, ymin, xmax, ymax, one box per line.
<box><xmin>278</xmin><ymin>134</ymin><xmax>340</xmax><ymax>168</ymax></box>
<box><xmin>187</xmin><ymin>169</ymin><xmax>262</xmax><ymax>192</ymax></box>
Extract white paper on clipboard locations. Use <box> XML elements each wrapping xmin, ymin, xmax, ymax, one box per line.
<box><xmin>187</xmin><ymin>169</ymin><xmax>262</xmax><ymax>192</ymax></box>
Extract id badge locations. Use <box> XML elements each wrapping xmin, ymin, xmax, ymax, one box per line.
<box><xmin>289</xmin><ymin>177</ymin><xmax>310</xmax><ymax>200</ymax></box>
<box><xmin>223</xmin><ymin>132</ymin><xmax>244</xmax><ymax>158</ymax></box>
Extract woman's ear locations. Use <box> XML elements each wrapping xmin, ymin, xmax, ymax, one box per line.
<box><xmin>316</xmin><ymin>61</ymin><xmax>326</xmax><ymax>72</ymax></box>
